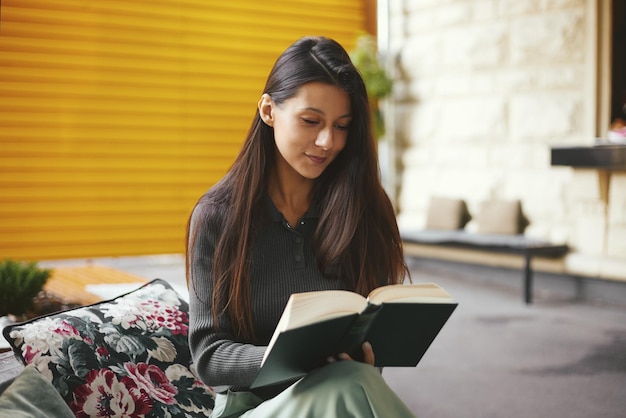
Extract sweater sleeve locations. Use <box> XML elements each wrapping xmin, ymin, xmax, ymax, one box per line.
<box><xmin>187</xmin><ymin>200</ymin><xmax>266</xmax><ymax>389</ymax></box>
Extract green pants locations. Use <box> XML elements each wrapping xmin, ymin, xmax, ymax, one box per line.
<box><xmin>210</xmin><ymin>361</ymin><xmax>416</xmax><ymax>418</ymax></box>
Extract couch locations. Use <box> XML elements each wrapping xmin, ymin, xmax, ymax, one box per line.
<box><xmin>0</xmin><ymin>279</ymin><xmax>215</xmax><ymax>417</ymax></box>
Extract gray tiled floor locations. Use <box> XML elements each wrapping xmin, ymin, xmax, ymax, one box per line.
<box><xmin>40</xmin><ymin>254</ymin><xmax>626</xmax><ymax>418</ymax></box>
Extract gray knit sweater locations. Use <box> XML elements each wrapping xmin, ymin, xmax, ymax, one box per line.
<box><xmin>188</xmin><ymin>190</ymin><xmax>350</xmax><ymax>399</ymax></box>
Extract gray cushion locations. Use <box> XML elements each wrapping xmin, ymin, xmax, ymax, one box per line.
<box><xmin>0</xmin><ymin>364</ymin><xmax>74</xmax><ymax>418</ymax></box>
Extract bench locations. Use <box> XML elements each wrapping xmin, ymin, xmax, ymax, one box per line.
<box><xmin>401</xmin><ymin>229</ymin><xmax>569</xmax><ymax>304</ymax></box>
<box><xmin>44</xmin><ymin>265</ymin><xmax>147</xmax><ymax>305</ymax></box>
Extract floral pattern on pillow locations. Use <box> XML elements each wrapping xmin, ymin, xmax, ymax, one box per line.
<box><xmin>3</xmin><ymin>279</ymin><xmax>214</xmax><ymax>418</ymax></box>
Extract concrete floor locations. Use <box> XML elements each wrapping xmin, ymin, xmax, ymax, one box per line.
<box><xmin>386</xmin><ymin>258</ymin><xmax>626</xmax><ymax>418</ymax></box>
<box><xmin>39</xmin><ymin>254</ymin><xmax>626</xmax><ymax>418</ymax></box>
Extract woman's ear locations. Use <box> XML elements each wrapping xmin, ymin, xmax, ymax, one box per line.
<box><xmin>258</xmin><ymin>94</ymin><xmax>274</xmax><ymax>127</ymax></box>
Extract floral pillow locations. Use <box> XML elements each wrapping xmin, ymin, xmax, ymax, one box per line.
<box><xmin>2</xmin><ymin>278</ymin><xmax>214</xmax><ymax>417</ymax></box>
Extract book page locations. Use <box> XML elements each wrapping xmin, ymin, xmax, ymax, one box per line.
<box><xmin>279</xmin><ymin>290</ymin><xmax>367</xmax><ymax>331</ymax></box>
<box><xmin>367</xmin><ymin>283</ymin><xmax>452</xmax><ymax>305</ymax></box>
<box><xmin>262</xmin><ymin>290</ymin><xmax>366</xmax><ymax>365</ymax></box>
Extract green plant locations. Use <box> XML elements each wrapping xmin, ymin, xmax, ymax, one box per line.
<box><xmin>349</xmin><ymin>33</ymin><xmax>393</xmax><ymax>138</ymax></box>
<box><xmin>0</xmin><ymin>259</ymin><xmax>52</xmax><ymax>317</ymax></box>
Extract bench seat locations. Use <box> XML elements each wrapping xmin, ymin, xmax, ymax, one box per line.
<box><xmin>401</xmin><ymin>229</ymin><xmax>569</xmax><ymax>304</ymax></box>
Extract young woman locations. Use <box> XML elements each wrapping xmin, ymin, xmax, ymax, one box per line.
<box><xmin>187</xmin><ymin>36</ymin><xmax>415</xmax><ymax>417</ymax></box>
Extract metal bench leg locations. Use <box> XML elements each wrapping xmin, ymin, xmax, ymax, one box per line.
<box><xmin>524</xmin><ymin>252</ymin><xmax>532</xmax><ymax>304</ymax></box>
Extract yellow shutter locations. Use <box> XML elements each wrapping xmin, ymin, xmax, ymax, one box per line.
<box><xmin>0</xmin><ymin>0</ymin><xmax>366</xmax><ymax>261</ymax></box>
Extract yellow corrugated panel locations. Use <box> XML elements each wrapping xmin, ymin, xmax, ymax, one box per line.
<box><xmin>0</xmin><ymin>0</ymin><xmax>366</xmax><ymax>261</ymax></box>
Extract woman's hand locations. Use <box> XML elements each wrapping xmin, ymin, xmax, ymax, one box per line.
<box><xmin>327</xmin><ymin>341</ymin><xmax>375</xmax><ymax>366</ymax></box>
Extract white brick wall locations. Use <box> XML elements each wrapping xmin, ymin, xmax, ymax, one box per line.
<box><xmin>608</xmin><ymin>173</ymin><xmax>626</xmax><ymax>224</ymax></box>
<box><xmin>392</xmin><ymin>0</ymin><xmax>626</xmax><ymax>274</ymax></box>
<box><xmin>509</xmin><ymin>11</ymin><xmax>585</xmax><ymax>64</ymax></box>
<box><xmin>510</xmin><ymin>93</ymin><xmax>583</xmax><ymax>141</ymax></box>
<box><xmin>607</xmin><ymin>173</ymin><xmax>626</xmax><ymax>258</ymax></box>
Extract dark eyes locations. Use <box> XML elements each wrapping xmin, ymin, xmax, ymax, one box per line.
<box><xmin>302</xmin><ymin>118</ymin><xmax>349</xmax><ymax>131</ymax></box>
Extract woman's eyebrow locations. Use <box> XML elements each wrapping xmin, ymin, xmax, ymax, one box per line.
<box><xmin>301</xmin><ymin>107</ymin><xmax>352</xmax><ymax>119</ymax></box>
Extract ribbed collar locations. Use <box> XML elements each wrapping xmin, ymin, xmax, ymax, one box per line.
<box><xmin>265</xmin><ymin>194</ymin><xmax>320</xmax><ymax>223</ymax></box>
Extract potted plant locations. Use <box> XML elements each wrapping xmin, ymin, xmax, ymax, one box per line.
<box><xmin>349</xmin><ymin>33</ymin><xmax>393</xmax><ymax>139</ymax></box>
<box><xmin>0</xmin><ymin>259</ymin><xmax>52</xmax><ymax>321</ymax></box>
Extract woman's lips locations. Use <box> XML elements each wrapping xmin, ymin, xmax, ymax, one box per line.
<box><xmin>306</xmin><ymin>154</ymin><xmax>327</xmax><ymax>165</ymax></box>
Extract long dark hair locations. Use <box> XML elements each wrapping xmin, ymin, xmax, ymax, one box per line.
<box><xmin>187</xmin><ymin>36</ymin><xmax>408</xmax><ymax>339</ymax></box>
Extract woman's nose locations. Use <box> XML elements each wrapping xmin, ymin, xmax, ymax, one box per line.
<box><xmin>315</xmin><ymin>127</ymin><xmax>333</xmax><ymax>151</ymax></box>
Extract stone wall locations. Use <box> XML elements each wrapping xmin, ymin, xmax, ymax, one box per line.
<box><xmin>389</xmin><ymin>0</ymin><xmax>626</xmax><ymax>280</ymax></box>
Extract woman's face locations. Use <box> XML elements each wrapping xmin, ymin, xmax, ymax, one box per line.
<box><xmin>259</xmin><ymin>82</ymin><xmax>351</xmax><ymax>181</ymax></box>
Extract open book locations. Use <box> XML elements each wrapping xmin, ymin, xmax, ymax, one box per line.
<box><xmin>251</xmin><ymin>283</ymin><xmax>457</xmax><ymax>388</ymax></box>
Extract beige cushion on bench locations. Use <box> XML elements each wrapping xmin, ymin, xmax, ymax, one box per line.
<box><xmin>476</xmin><ymin>199</ymin><xmax>530</xmax><ymax>235</ymax></box>
<box><xmin>425</xmin><ymin>197</ymin><xmax>472</xmax><ymax>230</ymax></box>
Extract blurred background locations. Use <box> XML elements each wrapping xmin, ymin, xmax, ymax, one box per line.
<box><xmin>1</xmin><ymin>3</ymin><xmax>626</xmax><ymax>416</ymax></box>
<box><xmin>0</xmin><ymin>0</ymin><xmax>625</xmax><ymax>298</ymax></box>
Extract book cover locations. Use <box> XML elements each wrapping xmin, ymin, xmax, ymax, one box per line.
<box><xmin>251</xmin><ymin>284</ymin><xmax>457</xmax><ymax>388</ymax></box>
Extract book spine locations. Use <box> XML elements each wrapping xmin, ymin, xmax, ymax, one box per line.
<box><xmin>338</xmin><ymin>304</ymin><xmax>382</xmax><ymax>361</ymax></box>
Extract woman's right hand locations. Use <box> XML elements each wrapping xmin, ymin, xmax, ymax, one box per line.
<box><xmin>327</xmin><ymin>341</ymin><xmax>375</xmax><ymax>366</ymax></box>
